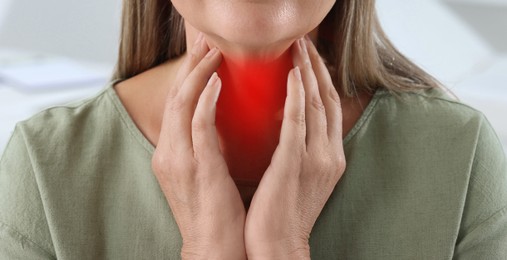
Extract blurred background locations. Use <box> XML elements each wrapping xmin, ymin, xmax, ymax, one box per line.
<box><xmin>0</xmin><ymin>0</ymin><xmax>506</xmax><ymax>153</ymax></box>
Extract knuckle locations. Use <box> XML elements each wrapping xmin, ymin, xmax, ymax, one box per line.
<box><xmin>152</xmin><ymin>150</ymin><xmax>195</xmax><ymax>176</ymax></box>
<box><xmin>308</xmin><ymin>148</ymin><xmax>346</xmax><ymax>174</ymax></box>
<box><xmin>188</xmin><ymin>52</ymin><xmax>201</xmax><ymax>66</ymax></box>
<box><xmin>191</xmin><ymin>140</ymin><xmax>207</xmax><ymax>158</ymax></box>
<box><xmin>310</xmin><ymin>95</ymin><xmax>325</xmax><ymax>112</ymax></box>
<box><xmin>303</xmin><ymin>59</ymin><xmax>313</xmax><ymax>70</ymax></box>
<box><xmin>167</xmin><ymin>89</ymin><xmax>178</xmax><ymax>100</ymax></box>
<box><xmin>285</xmin><ymin>110</ymin><xmax>305</xmax><ymax>127</ymax></box>
<box><xmin>327</xmin><ymin>147</ymin><xmax>347</xmax><ymax>174</ymax></box>
<box><xmin>191</xmin><ymin>117</ymin><xmax>210</xmax><ymax>133</ymax></box>
<box><xmin>335</xmin><ymin>154</ymin><xmax>347</xmax><ymax>173</ymax></box>
<box><xmin>170</xmin><ymin>95</ymin><xmax>187</xmax><ymax>113</ymax></box>
<box><xmin>329</xmin><ymin>88</ymin><xmax>341</xmax><ymax>105</ymax></box>
<box><xmin>151</xmin><ymin>151</ymin><xmax>173</xmax><ymax>174</ymax></box>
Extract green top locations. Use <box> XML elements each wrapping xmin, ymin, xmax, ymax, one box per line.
<box><xmin>1</xmin><ymin>83</ymin><xmax>506</xmax><ymax>259</ymax></box>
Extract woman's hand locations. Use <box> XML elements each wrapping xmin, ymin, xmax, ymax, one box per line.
<box><xmin>244</xmin><ymin>37</ymin><xmax>347</xmax><ymax>259</ymax></box>
<box><xmin>151</xmin><ymin>33</ymin><xmax>246</xmax><ymax>259</ymax></box>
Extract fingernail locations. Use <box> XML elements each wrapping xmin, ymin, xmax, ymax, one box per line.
<box><xmin>205</xmin><ymin>47</ymin><xmax>218</xmax><ymax>59</ymax></box>
<box><xmin>209</xmin><ymin>72</ymin><xmax>218</xmax><ymax>85</ymax></box>
<box><xmin>213</xmin><ymin>74</ymin><xmax>222</xmax><ymax>104</ymax></box>
<box><xmin>293</xmin><ymin>66</ymin><xmax>302</xmax><ymax>81</ymax></box>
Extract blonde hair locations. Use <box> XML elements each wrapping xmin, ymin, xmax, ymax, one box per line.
<box><xmin>113</xmin><ymin>0</ymin><xmax>440</xmax><ymax>97</ymax></box>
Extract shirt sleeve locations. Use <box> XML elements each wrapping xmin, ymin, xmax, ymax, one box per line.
<box><xmin>0</xmin><ymin>125</ymin><xmax>55</xmax><ymax>259</ymax></box>
<box><xmin>453</xmin><ymin>115</ymin><xmax>507</xmax><ymax>259</ymax></box>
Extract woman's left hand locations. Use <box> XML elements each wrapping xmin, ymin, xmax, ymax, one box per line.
<box><xmin>244</xmin><ymin>37</ymin><xmax>347</xmax><ymax>259</ymax></box>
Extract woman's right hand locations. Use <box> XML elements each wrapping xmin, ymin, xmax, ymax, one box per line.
<box><xmin>151</xmin><ymin>33</ymin><xmax>246</xmax><ymax>259</ymax></box>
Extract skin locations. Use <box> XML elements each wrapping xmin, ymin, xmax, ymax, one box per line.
<box><xmin>152</xmin><ymin>36</ymin><xmax>346</xmax><ymax>259</ymax></box>
<box><xmin>115</xmin><ymin>0</ymin><xmax>373</xmax><ymax>258</ymax></box>
<box><xmin>171</xmin><ymin>0</ymin><xmax>336</xmax><ymax>61</ymax></box>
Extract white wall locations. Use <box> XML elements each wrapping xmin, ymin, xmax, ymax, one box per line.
<box><xmin>0</xmin><ymin>0</ymin><xmax>122</xmax><ymax>64</ymax></box>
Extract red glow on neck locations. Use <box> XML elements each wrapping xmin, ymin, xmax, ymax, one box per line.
<box><xmin>216</xmin><ymin>50</ymin><xmax>293</xmax><ymax>184</ymax></box>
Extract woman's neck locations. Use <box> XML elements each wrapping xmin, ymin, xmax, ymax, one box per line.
<box><xmin>216</xmin><ymin>49</ymin><xmax>293</xmax><ymax>135</ymax></box>
<box><xmin>215</xmin><ymin>49</ymin><xmax>294</xmax><ymax>182</ymax></box>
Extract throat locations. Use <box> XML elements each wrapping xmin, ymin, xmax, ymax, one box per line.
<box><xmin>215</xmin><ymin>49</ymin><xmax>293</xmax><ymax>185</ymax></box>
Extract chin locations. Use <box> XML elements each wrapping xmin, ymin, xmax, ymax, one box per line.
<box><xmin>204</xmin><ymin>19</ymin><xmax>305</xmax><ymax>61</ymax></box>
<box><xmin>175</xmin><ymin>0</ymin><xmax>327</xmax><ymax>61</ymax></box>
<box><xmin>183</xmin><ymin>1</ymin><xmax>307</xmax><ymax>59</ymax></box>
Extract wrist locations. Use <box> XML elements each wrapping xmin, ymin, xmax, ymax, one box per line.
<box><xmin>181</xmin><ymin>242</ymin><xmax>247</xmax><ymax>260</ymax></box>
<box><xmin>182</xmin><ymin>237</ymin><xmax>247</xmax><ymax>260</ymax></box>
<box><xmin>181</xmin><ymin>227</ymin><xmax>247</xmax><ymax>260</ymax></box>
<box><xmin>246</xmin><ymin>239</ymin><xmax>310</xmax><ymax>260</ymax></box>
<box><xmin>180</xmin><ymin>209</ymin><xmax>247</xmax><ymax>259</ymax></box>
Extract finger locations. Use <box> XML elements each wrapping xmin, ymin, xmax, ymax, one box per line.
<box><xmin>158</xmin><ymin>47</ymin><xmax>222</xmax><ymax>154</ymax></box>
<box><xmin>292</xmin><ymin>38</ymin><xmax>327</xmax><ymax>147</ymax></box>
<box><xmin>177</xmin><ymin>47</ymin><xmax>222</xmax><ymax>112</ymax></box>
<box><xmin>192</xmin><ymin>72</ymin><xmax>223</xmax><ymax>159</ymax></box>
<box><xmin>172</xmin><ymin>32</ymin><xmax>209</xmax><ymax>95</ymax></box>
<box><xmin>278</xmin><ymin>66</ymin><xmax>306</xmax><ymax>154</ymax></box>
<box><xmin>304</xmin><ymin>36</ymin><xmax>343</xmax><ymax>143</ymax></box>
<box><xmin>174</xmin><ymin>48</ymin><xmax>222</xmax><ymax>152</ymax></box>
<box><xmin>157</xmin><ymin>32</ymin><xmax>208</xmax><ymax>154</ymax></box>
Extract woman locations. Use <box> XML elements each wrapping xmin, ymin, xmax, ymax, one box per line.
<box><xmin>0</xmin><ymin>0</ymin><xmax>506</xmax><ymax>259</ymax></box>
